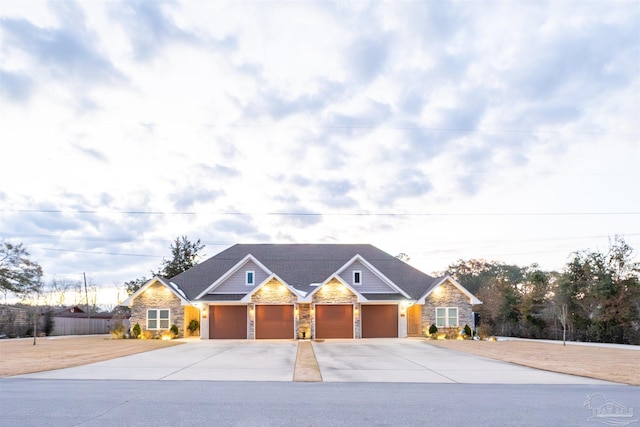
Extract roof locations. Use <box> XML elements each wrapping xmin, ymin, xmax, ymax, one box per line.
<box><xmin>171</xmin><ymin>244</ymin><xmax>439</xmax><ymax>300</ymax></box>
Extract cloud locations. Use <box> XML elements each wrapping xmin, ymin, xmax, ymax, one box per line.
<box><xmin>109</xmin><ymin>0</ymin><xmax>197</xmax><ymax>61</ymax></box>
<box><xmin>171</xmin><ymin>187</ymin><xmax>224</xmax><ymax>211</ymax></box>
<box><xmin>252</xmin><ymin>79</ymin><xmax>346</xmax><ymax>120</ymax></box>
<box><xmin>73</xmin><ymin>144</ymin><xmax>108</xmax><ymax>162</ymax></box>
<box><xmin>0</xmin><ymin>13</ymin><xmax>123</xmax><ymax>87</ymax></box>
<box><xmin>0</xmin><ymin>69</ymin><xmax>33</xmax><ymax>103</ymax></box>
<box><xmin>377</xmin><ymin>169</ymin><xmax>433</xmax><ymax>205</ymax></box>
<box><xmin>345</xmin><ymin>35</ymin><xmax>391</xmax><ymax>83</ymax></box>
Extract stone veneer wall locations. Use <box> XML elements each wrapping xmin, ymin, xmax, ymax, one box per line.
<box><xmin>311</xmin><ymin>278</ymin><xmax>361</xmax><ymax>339</ymax></box>
<box><xmin>249</xmin><ymin>278</ymin><xmax>299</xmax><ymax>340</ymax></box>
<box><xmin>130</xmin><ymin>282</ymin><xmax>185</xmax><ymax>337</ymax></box>
<box><xmin>298</xmin><ymin>304</ymin><xmax>311</xmax><ymax>339</ymax></box>
<box><xmin>421</xmin><ymin>280</ymin><xmax>473</xmax><ymax>334</ymax></box>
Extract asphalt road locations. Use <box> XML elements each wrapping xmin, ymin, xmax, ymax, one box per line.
<box><xmin>1</xmin><ymin>379</ymin><xmax>637</xmax><ymax>426</ymax></box>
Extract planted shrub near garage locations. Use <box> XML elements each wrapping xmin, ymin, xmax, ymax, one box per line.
<box><xmin>132</xmin><ymin>323</ymin><xmax>141</xmax><ymax>339</ymax></box>
<box><xmin>170</xmin><ymin>324</ymin><xmax>179</xmax><ymax>337</ymax></box>
<box><xmin>428</xmin><ymin>324</ymin><xmax>438</xmax><ymax>336</ymax></box>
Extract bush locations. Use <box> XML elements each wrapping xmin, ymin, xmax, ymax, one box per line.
<box><xmin>170</xmin><ymin>324</ymin><xmax>179</xmax><ymax>337</ymax></box>
<box><xmin>131</xmin><ymin>323</ymin><xmax>141</xmax><ymax>339</ymax></box>
<box><xmin>428</xmin><ymin>324</ymin><xmax>438</xmax><ymax>335</ymax></box>
<box><xmin>188</xmin><ymin>319</ymin><xmax>199</xmax><ymax>335</ymax></box>
<box><xmin>43</xmin><ymin>310</ymin><xmax>55</xmax><ymax>336</ymax></box>
<box><xmin>463</xmin><ymin>324</ymin><xmax>472</xmax><ymax>338</ymax></box>
<box><xmin>110</xmin><ymin>320</ymin><xmax>127</xmax><ymax>339</ymax></box>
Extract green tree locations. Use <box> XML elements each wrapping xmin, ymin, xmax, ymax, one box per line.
<box><xmin>0</xmin><ymin>241</ymin><xmax>43</xmax><ymax>300</ymax></box>
<box><xmin>124</xmin><ymin>236</ymin><xmax>205</xmax><ymax>295</ymax></box>
<box><xmin>446</xmin><ymin>259</ymin><xmax>523</xmax><ymax>335</ymax></box>
<box><xmin>519</xmin><ymin>266</ymin><xmax>552</xmax><ymax>338</ymax></box>
<box><xmin>158</xmin><ymin>236</ymin><xmax>205</xmax><ymax>278</ymax></box>
<box><xmin>556</xmin><ymin>237</ymin><xmax>640</xmax><ymax>343</ymax></box>
<box><xmin>124</xmin><ymin>276</ymin><xmax>148</xmax><ymax>296</ymax></box>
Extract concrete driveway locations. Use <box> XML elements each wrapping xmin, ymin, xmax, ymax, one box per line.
<box><xmin>16</xmin><ymin>339</ymin><xmax>613</xmax><ymax>384</ymax></box>
<box><xmin>18</xmin><ymin>340</ymin><xmax>298</xmax><ymax>381</ymax></box>
<box><xmin>313</xmin><ymin>339</ymin><xmax>611</xmax><ymax>384</ymax></box>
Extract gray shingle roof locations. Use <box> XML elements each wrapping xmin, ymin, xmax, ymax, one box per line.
<box><xmin>171</xmin><ymin>244</ymin><xmax>438</xmax><ymax>300</ymax></box>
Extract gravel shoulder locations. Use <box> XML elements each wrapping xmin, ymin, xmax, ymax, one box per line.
<box><xmin>0</xmin><ymin>335</ymin><xmax>183</xmax><ymax>377</ymax></box>
<box><xmin>426</xmin><ymin>339</ymin><xmax>640</xmax><ymax>386</ymax></box>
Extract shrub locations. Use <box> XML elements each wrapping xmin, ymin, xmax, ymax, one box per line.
<box><xmin>428</xmin><ymin>324</ymin><xmax>438</xmax><ymax>335</ymax></box>
<box><xmin>170</xmin><ymin>324</ymin><xmax>179</xmax><ymax>337</ymax></box>
<box><xmin>43</xmin><ymin>310</ymin><xmax>55</xmax><ymax>336</ymax></box>
<box><xmin>463</xmin><ymin>324</ymin><xmax>472</xmax><ymax>338</ymax></box>
<box><xmin>110</xmin><ymin>320</ymin><xmax>127</xmax><ymax>339</ymax></box>
<box><xmin>141</xmin><ymin>330</ymin><xmax>153</xmax><ymax>340</ymax></box>
<box><xmin>188</xmin><ymin>319</ymin><xmax>199</xmax><ymax>335</ymax></box>
<box><xmin>132</xmin><ymin>323</ymin><xmax>141</xmax><ymax>339</ymax></box>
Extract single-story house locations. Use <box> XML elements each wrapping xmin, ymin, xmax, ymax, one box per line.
<box><xmin>121</xmin><ymin>244</ymin><xmax>481</xmax><ymax>339</ymax></box>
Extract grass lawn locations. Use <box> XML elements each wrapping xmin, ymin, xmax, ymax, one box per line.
<box><xmin>0</xmin><ymin>335</ymin><xmax>183</xmax><ymax>377</ymax></box>
<box><xmin>427</xmin><ymin>339</ymin><xmax>640</xmax><ymax>385</ymax></box>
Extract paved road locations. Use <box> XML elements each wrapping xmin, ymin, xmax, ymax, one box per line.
<box><xmin>14</xmin><ymin>339</ymin><xmax>615</xmax><ymax>384</ymax></box>
<box><xmin>1</xmin><ymin>379</ymin><xmax>637</xmax><ymax>426</ymax></box>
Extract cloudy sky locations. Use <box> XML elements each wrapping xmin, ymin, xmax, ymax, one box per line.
<box><xmin>1</xmin><ymin>0</ymin><xmax>638</xmax><ymax>303</ymax></box>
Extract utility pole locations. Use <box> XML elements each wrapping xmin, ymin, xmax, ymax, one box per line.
<box><xmin>83</xmin><ymin>273</ymin><xmax>91</xmax><ymax>321</ymax></box>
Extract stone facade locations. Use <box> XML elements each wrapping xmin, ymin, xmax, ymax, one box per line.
<box><xmin>311</xmin><ymin>278</ymin><xmax>360</xmax><ymax>339</ymax></box>
<box><xmin>250</xmin><ymin>278</ymin><xmax>298</xmax><ymax>304</ymax></box>
<box><xmin>298</xmin><ymin>303</ymin><xmax>311</xmax><ymax>339</ymax></box>
<box><xmin>421</xmin><ymin>280</ymin><xmax>473</xmax><ymax>335</ymax></box>
<box><xmin>130</xmin><ymin>282</ymin><xmax>185</xmax><ymax>338</ymax></box>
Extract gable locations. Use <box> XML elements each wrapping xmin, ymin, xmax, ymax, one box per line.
<box><xmin>311</xmin><ymin>277</ymin><xmax>358</xmax><ymax>304</ymax></box>
<box><xmin>121</xmin><ymin>277</ymin><xmax>191</xmax><ymax>307</ymax></box>
<box><xmin>338</xmin><ymin>259</ymin><xmax>399</xmax><ymax>294</ymax></box>
<box><xmin>418</xmin><ymin>276</ymin><xmax>482</xmax><ymax>305</ymax></box>
<box><xmin>207</xmin><ymin>259</ymin><xmax>269</xmax><ymax>294</ymax></box>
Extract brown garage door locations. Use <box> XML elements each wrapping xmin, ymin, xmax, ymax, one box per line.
<box><xmin>209</xmin><ymin>305</ymin><xmax>247</xmax><ymax>339</ymax></box>
<box><xmin>361</xmin><ymin>305</ymin><xmax>398</xmax><ymax>338</ymax></box>
<box><xmin>256</xmin><ymin>305</ymin><xmax>294</xmax><ymax>339</ymax></box>
<box><xmin>315</xmin><ymin>305</ymin><xmax>353</xmax><ymax>339</ymax></box>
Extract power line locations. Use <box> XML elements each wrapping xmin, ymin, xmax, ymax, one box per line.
<box><xmin>2</xmin><ymin>209</ymin><xmax>639</xmax><ymax>217</ymax></box>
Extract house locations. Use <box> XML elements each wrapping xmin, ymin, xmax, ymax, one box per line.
<box><xmin>121</xmin><ymin>244</ymin><xmax>482</xmax><ymax>339</ymax></box>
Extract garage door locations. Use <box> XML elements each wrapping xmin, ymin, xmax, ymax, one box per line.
<box><xmin>255</xmin><ymin>305</ymin><xmax>294</xmax><ymax>339</ymax></box>
<box><xmin>361</xmin><ymin>305</ymin><xmax>398</xmax><ymax>338</ymax></box>
<box><xmin>209</xmin><ymin>305</ymin><xmax>247</xmax><ymax>339</ymax></box>
<box><xmin>315</xmin><ymin>305</ymin><xmax>353</xmax><ymax>339</ymax></box>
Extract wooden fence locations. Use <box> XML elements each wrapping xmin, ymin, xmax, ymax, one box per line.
<box><xmin>51</xmin><ymin>317</ymin><xmax>128</xmax><ymax>336</ymax></box>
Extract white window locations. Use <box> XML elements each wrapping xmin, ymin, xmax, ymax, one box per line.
<box><xmin>147</xmin><ymin>309</ymin><xmax>170</xmax><ymax>330</ymax></box>
<box><xmin>436</xmin><ymin>307</ymin><xmax>458</xmax><ymax>328</ymax></box>
<box><xmin>353</xmin><ymin>270</ymin><xmax>362</xmax><ymax>286</ymax></box>
<box><xmin>246</xmin><ymin>270</ymin><xmax>255</xmax><ymax>286</ymax></box>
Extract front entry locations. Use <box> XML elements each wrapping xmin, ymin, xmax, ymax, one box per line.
<box><xmin>361</xmin><ymin>304</ymin><xmax>398</xmax><ymax>338</ymax></box>
<box><xmin>255</xmin><ymin>305</ymin><xmax>294</xmax><ymax>339</ymax></box>
<box><xmin>315</xmin><ymin>304</ymin><xmax>353</xmax><ymax>339</ymax></box>
<box><xmin>209</xmin><ymin>305</ymin><xmax>247</xmax><ymax>339</ymax></box>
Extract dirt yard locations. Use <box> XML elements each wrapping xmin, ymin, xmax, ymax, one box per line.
<box><xmin>427</xmin><ymin>339</ymin><xmax>640</xmax><ymax>385</ymax></box>
<box><xmin>0</xmin><ymin>335</ymin><xmax>183</xmax><ymax>377</ymax></box>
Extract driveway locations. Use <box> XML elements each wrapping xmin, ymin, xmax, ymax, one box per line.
<box><xmin>16</xmin><ymin>339</ymin><xmax>613</xmax><ymax>384</ymax></box>
<box><xmin>313</xmin><ymin>339</ymin><xmax>612</xmax><ymax>384</ymax></box>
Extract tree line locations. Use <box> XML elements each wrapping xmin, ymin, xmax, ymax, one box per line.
<box><xmin>443</xmin><ymin>237</ymin><xmax>640</xmax><ymax>344</ymax></box>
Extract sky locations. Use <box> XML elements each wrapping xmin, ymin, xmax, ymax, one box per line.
<box><xmin>1</xmin><ymin>0</ymin><xmax>639</xmax><ymax>305</ymax></box>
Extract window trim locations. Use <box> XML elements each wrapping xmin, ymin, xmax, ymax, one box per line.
<box><xmin>147</xmin><ymin>308</ymin><xmax>170</xmax><ymax>330</ymax></box>
<box><xmin>435</xmin><ymin>306</ymin><xmax>458</xmax><ymax>328</ymax></box>
<box><xmin>353</xmin><ymin>270</ymin><xmax>362</xmax><ymax>286</ymax></box>
<box><xmin>246</xmin><ymin>270</ymin><xmax>255</xmax><ymax>286</ymax></box>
